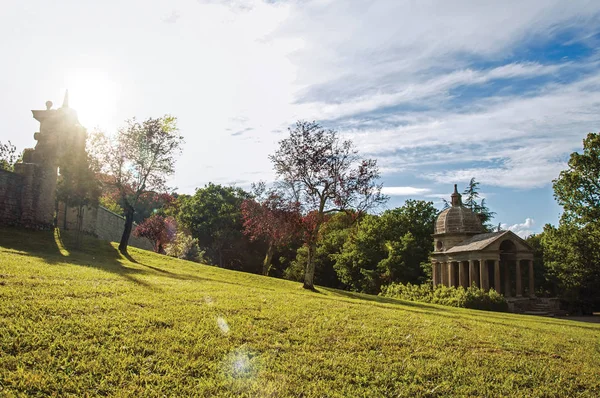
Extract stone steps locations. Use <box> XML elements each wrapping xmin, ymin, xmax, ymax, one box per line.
<box><xmin>530</xmin><ymin>305</ymin><xmax>552</xmax><ymax>311</ymax></box>
<box><xmin>523</xmin><ymin>310</ymin><xmax>554</xmax><ymax>317</ymax></box>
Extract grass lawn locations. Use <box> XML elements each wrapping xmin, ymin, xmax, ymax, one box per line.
<box><xmin>1</xmin><ymin>227</ymin><xmax>599</xmax><ymax>397</ymax></box>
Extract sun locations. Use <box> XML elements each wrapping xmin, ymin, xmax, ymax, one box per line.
<box><xmin>63</xmin><ymin>69</ymin><xmax>121</xmax><ymax>130</ymax></box>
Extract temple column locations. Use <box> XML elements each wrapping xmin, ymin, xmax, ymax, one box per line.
<box><xmin>528</xmin><ymin>259</ymin><xmax>535</xmax><ymax>297</ymax></box>
<box><xmin>493</xmin><ymin>259</ymin><xmax>501</xmax><ymax>293</ymax></box>
<box><xmin>469</xmin><ymin>260</ymin><xmax>477</xmax><ymax>287</ymax></box>
<box><xmin>504</xmin><ymin>261</ymin><xmax>511</xmax><ymax>297</ymax></box>
<box><xmin>516</xmin><ymin>259</ymin><xmax>522</xmax><ymax>297</ymax></box>
<box><xmin>479</xmin><ymin>259</ymin><xmax>489</xmax><ymax>290</ymax></box>
<box><xmin>432</xmin><ymin>262</ymin><xmax>439</xmax><ymax>286</ymax></box>
<box><xmin>458</xmin><ymin>261</ymin><xmax>464</xmax><ymax>288</ymax></box>
<box><xmin>449</xmin><ymin>261</ymin><xmax>456</xmax><ymax>287</ymax></box>
<box><xmin>441</xmin><ymin>261</ymin><xmax>448</xmax><ymax>287</ymax></box>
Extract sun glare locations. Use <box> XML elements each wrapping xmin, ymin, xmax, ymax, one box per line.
<box><xmin>63</xmin><ymin>69</ymin><xmax>121</xmax><ymax>130</ymax></box>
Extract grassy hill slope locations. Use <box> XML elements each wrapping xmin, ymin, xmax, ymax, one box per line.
<box><xmin>1</xmin><ymin>227</ymin><xmax>599</xmax><ymax>397</ymax></box>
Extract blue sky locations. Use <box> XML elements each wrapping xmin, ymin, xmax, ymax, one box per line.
<box><xmin>2</xmin><ymin>0</ymin><xmax>600</xmax><ymax>236</ymax></box>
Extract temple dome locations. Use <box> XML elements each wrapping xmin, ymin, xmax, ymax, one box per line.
<box><xmin>434</xmin><ymin>184</ymin><xmax>484</xmax><ymax>235</ymax></box>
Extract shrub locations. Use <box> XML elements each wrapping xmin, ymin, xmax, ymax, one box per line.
<box><xmin>380</xmin><ymin>283</ymin><xmax>508</xmax><ymax>312</ymax></box>
<box><xmin>164</xmin><ymin>232</ymin><xmax>206</xmax><ymax>263</ymax></box>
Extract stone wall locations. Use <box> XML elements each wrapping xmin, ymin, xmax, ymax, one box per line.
<box><xmin>57</xmin><ymin>203</ymin><xmax>153</xmax><ymax>251</ymax></box>
<box><xmin>0</xmin><ymin>169</ymin><xmax>24</xmax><ymax>225</ymax></box>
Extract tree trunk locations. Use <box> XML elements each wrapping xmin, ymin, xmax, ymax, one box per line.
<box><xmin>303</xmin><ymin>241</ymin><xmax>317</xmax><ymax>290</ymax></box>
<box><xmin>63</xmin><ymin>201</ymin><xmax>68</xmax><ymax>230</ymax></box>
<box><xmin>263</xmin><ymin>241</ymin><xmax>275</xmax><ymax>276</ymax></box>
<box><xmin>119</xmin><ymin>207</ymin><xmax>134</xmax><ymax>253</ymax></box>
<box><xmin>304</xmin><ymin>201</ymin><xmax>326</xmax><ymax>290</ymax></box>
<box><xmin>54</xmin><ymin>199</ymin><xmax>59</xmax><ymax>228</ymax></box>
<box><xmin>76</xmin><ymin>205</ymin><xmax>84</xmax><ymax>249</ymax></box>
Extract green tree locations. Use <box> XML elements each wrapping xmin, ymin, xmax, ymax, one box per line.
<box><xmin>285</xmin><ymin>211</ymin><xmax>355</xmax><ymax>288</ymax></box>
<box><xmin>541</xmin><ymin>223</ymin><xmax>600</xmax><ymax>313</ymax></box>
<box><xmin>524</xmin><ymin>232</ymin><xmax>559</xmax><ymax>297</ymax></box>
<box><xmin>90</xmin><ymin>116</ymin><xmax>183</xmax><ymax>254</ymax></box>
<box><xmin>462</xmin><ymin>178</ymin><xmax>495</xmax><ymax>231</ymax></box>
<box><xmin>176</xmin><ymin>183</ymin><xmax>261</xmax><ymax>271</ymax></box>
<box><xmin>553</xmin><ymin>133</ymin><xmax>600</xmax><ymax>225</ymax></box>
<box><xmin>543</xmin><ymin>132</ymin><xmax>600</xmax><ymax>313</ymax></box>
<box><xmin>333</xmin><ymin>200</ymin><xmax>437</xmax><ymax>293</ymax></box>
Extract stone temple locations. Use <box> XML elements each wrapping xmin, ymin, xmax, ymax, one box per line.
<box><xmin>430</xmin><ymin>185</ymin><xmax>535</xmax><ymax>298</ymax></box>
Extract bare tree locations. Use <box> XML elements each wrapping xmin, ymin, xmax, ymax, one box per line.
<box><xmin>90</xmin><ymin>116</ymin><xmax>183</xmax><ymax>253</ymax></box>
<box><xmin>269</xmin><ymin>121</ymin><xmax>387</xmax><ymax>289</ymax></box>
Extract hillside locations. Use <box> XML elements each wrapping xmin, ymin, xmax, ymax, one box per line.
<box><xmin>1</xmin><ymin>227</ymin><xmax>599</xmax><ymax>397</ymax></box>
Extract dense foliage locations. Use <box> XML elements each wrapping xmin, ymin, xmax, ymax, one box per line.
<box><xmin>164</xmin><ymin>231</ymin><xmax>204</xmax><ymax>262</ymax></box>
<box><xmin>541</xmin><ymin>223</ymin><xmax>600</xmax><ymax>313</ymax></box>
<box><xmin>380</xmin><ymin>283</ymin><xmax>508</xmax><ymax>312</ymax></box>
<box><xmin>539</xmin><ymin>132</ymin><xmax>600</xmax><ymax>313</ymax></box>
<box><xmin>333</xmin><ymin>200</ymin><xmax>437</xmax><ymax>293</ymax></box>
<box><xmin>176</xmin><ymin>183</ymin><xmax>262</xmax><ymax>272</ymax></box>
<box><xmin>284</xmin><ymin>211</ymin><xmax>355</xmax><ymax>288</ymax></box>
<box><xmin>241</xmin><ymin>184</ymin><xmax>301</xmax><ymax>275</ymax></box>
<box><xmin>553</xmin><ymin>133</ymin><xmax>600</xmax><ymax>225</ymax></box>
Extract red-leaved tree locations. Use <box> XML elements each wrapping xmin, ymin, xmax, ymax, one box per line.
<box><xmin>241</xmin><ymin>183</ymin><xmax>301</xmax><ymax>275</ymax></box>
<box><xmin>133</xmin><ymin>214</ymin><xmax>177</xmax><ymax>253</ymax></box>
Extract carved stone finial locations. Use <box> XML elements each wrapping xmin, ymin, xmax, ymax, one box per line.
<box><xmin>451</xmin><ymin>184</ymin><xmax>462</xmax><ymax>207</ymax></box>
<box><xmin>61</xmin><ymin>89</ymin><xmax>69</xmax><ymax>108</ymax></box>
<box><xmin>45</xmin><ymin>101</ymin><xmax>53</xmax><ymax>110</ymax></box>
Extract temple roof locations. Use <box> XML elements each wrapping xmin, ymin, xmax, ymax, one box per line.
<box><xmin>444</xmin><ymin>231</ymin><xmax>506</xmax><ymax>253</ymax></box>
<box><xmin>434</xmin><ymin>185</ymin><xmax>484</xmax><ymax>235</ymax></box>
<box><xmin>443</xmin><ymin>230</ymin><xmax>533</xmax><ymax>254</ymax></box>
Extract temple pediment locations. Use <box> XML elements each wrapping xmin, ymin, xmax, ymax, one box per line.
<box><xmin>444</xmin><ymin>230</ymin><xmax>533</xmax><ymax>254</ymax></box>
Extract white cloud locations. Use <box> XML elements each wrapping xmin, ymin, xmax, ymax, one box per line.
<box><xmin>295</xmin><ymin>62</ymin><xmax>565</xmax><ymax>122</ymax></box>
<box><xmin>346</xmin><ymin>72</ymin><xmax>600</xmax><ymax>188</ymax></box>
<box><xmin>381</xmin><ymin>187</ymin><xmax>430</xmax><ymax>196</ymax></box>
<box><xmin>2</xmin><ymin>0</ymin><xmax>600</xmax><ymax>199</ymax></box>
<box><xmin>502</xmin><ymin>218</ymin><xmax>536</xmax><ymax>238</ymax></box>
<box><xmin>280</xmin><ymin>0</ymin><xmax>600</xmax><ymax>100</ymax></box>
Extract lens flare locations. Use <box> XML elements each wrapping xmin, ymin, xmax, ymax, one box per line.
<box><xmin>222</xmin><ymin>346</ymin><xmax>258</xmax><ymax>380</ymax></box>
<box><xmin>217</xmin><ymin>317</ymin><xmax>230</xmax><ymax>335</ymax></box>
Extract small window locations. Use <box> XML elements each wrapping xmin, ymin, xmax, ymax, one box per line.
<box><xmin>436</xmin><ymin>241</ymin><xmax>443</xmax><ymax>251</ymax></box>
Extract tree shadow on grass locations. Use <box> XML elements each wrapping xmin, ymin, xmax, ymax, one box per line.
<box><xmin>0</xmin><ymin>226</ymin><xmax>246</xmax><ymax>289</ymax></box>
<box><xmin>319</xmin><ymin>287</ymin><xmax>600</xmax><ymax>332</ymax></box>
<box><xmin>0</xmin><ymin>227</ymin><xmax>160</xmax><ymax>289</ymax></box>
<box><xmin>319</xmin><ymin>287</ymin><xmax>450</xmax><ymax>312</ymax></box>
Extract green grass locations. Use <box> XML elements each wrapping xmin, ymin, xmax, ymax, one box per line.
<box><xmin>1</xmin><ymin>227</ymin><xmax>599</xmax><ymax>397</ymax></box>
